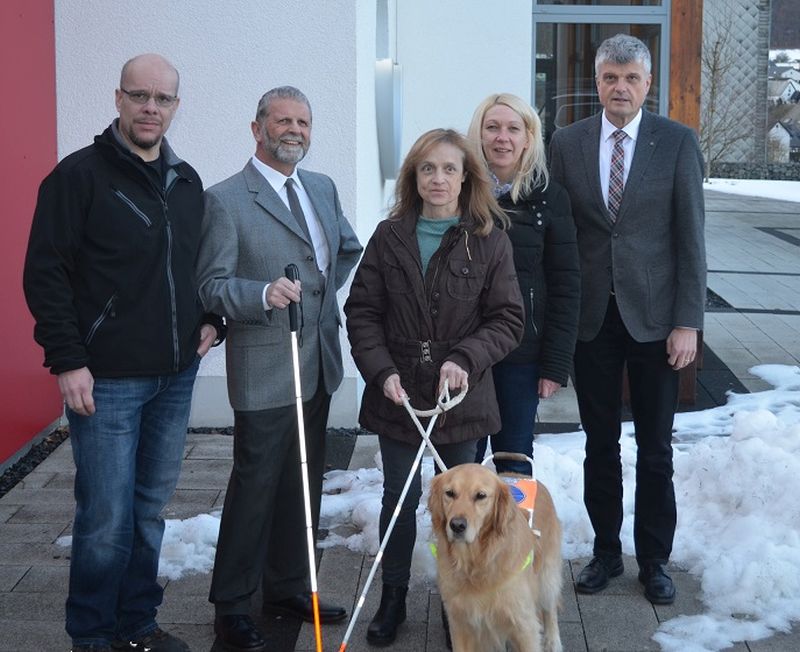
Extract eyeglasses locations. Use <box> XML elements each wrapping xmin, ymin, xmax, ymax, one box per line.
<box><xmin>120</xmin><ymin>88</ymin><xmax>178</xmax><ymax>108</ymax></box>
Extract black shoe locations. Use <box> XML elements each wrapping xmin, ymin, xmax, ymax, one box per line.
<box><xmin>366</xmin><ymin>584</ymin><xmax>408</xmax><ymax>647</ymax></box>
<box><xmin>112</xmin><ymin>627</ymin><xmax>189</xmax><ymax>652</ymax></box>
<box><xmin>638</xmin><ymin>563</ymin><xmax>676</xmax><ymax>605</ymax></box>
<box><xmin>214</xmin><ymin>615</ymin><xmax>267</xmax><ymax>652</ymax></box>
<box><xmin>441</xmin><ymin>606</ymin><xmax>452</xmax><ymax>650</ymax></box>
<box><xmin>575</xmin><ymin>556</ymin><xmax>624</xmax><ymax>594</ymax></box>
<box><xmin>262</xmin><ymin>592</ymin><xmax>347</xmax><ymax>624</ymax></box>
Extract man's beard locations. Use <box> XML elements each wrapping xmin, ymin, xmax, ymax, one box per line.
<box><xmin>267</xmin><ymin>136</ymin><xmax>308</xmax><ymax>165</ymax></box>
<box><xmin>127</xmin><ymin>125</ymin><xmax>161</xmax><ymax>151</ymax></box>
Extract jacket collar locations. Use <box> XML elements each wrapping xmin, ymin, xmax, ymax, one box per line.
<box><xmin>242</xmin><ymin>160</ymin><xmax>311</xmax><ymax>242</ymax></box>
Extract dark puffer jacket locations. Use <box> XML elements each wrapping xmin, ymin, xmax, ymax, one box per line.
<box><xmin>344</xmin><ymin>214</ymin><xmax>524</xmax><ymax>445</ymax></box>
<box><xmin>499</xmin><ymin>181</ymin><xmax>580</xmax><ymax>384</ymax></box>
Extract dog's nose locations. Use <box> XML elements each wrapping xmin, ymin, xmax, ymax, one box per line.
<box><xmin>449</xmin><ymin>517</ymin><xmax>467</xmax><ymax>535</ymax></box>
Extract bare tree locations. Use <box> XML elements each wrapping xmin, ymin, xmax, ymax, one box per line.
<box><xmin>700</xmin><ymin>14</ymin><xmax>752</xmax><ymax>180</ymax></box>
<box><xmin>767</xmin><ymin>131</ymin><xmax>789</xmax><ymax>163</ymax></box>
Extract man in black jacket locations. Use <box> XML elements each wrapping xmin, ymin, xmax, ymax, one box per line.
<box><xmin>23</xmin><ymin>53</ymin><xmax>221</xmax><ymax>652</ymax></box>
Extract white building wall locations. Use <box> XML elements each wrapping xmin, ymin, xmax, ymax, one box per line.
<box><xmin>52</xmin><ymin>0</ymin><xmax>534</xmax><ymax>427</ymax></box>
<box><xmin>396</xmin><ymin>0</ymin><xmax>533</xmax><ymax>148</ymax></box>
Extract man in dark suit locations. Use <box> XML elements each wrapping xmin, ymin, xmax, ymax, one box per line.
<box><xmin>197</xmin><ymin>86</ymin><xmax>362</xmax><ymax>651</ymax></box>
<box><xmin>550</xmin><ymin>34</ymin><xmax>706</xmax><ymax>605</ymax></box>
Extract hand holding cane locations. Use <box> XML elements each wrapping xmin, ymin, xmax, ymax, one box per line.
<box><xmin>284</xmin><ymin>264</ymin><xmax>324</xmax><ymax>652</ymax></box>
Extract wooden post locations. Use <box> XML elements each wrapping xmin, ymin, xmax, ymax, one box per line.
<box><xmin>669</xmin><ymin>0</ymin><xmax>703</xmax><ymax>132</ymax></box>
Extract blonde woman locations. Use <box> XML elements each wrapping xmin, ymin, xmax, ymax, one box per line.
<box><xmin>468</xmin><ymin>93</ymin><xmax>580</xmax><ymax>475</ymax></box>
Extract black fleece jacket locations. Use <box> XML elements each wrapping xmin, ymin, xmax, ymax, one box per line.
<box><xmin>24</xmin><ymin>121</ymin><xmax>222</xmax><ymax>377</ymax></box>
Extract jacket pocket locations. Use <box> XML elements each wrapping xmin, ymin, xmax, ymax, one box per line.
<box><xmin>85</xmin><ymin>293</ymin><xmax>117</xmax><ymax>345</ymax></box>
<box><xmin>383</xmin><ymin>257</ymin><xmax>414</xmax><ymax>295</ymax></box>
<box><xmin>446</xmin><ymin>258</ymin><xmax>487</xmax><ymax>300</ymax></box>
<box><xmin>112</xmin><ymin>188</ymin><xmax>153</xmax><ymax>226</ymax></box>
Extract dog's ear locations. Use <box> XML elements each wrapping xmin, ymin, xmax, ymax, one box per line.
<box><xmin>428</xmin><ymin>473</ymin><xmax>446</xmax><ymax>537</ymax></box>
<box><xmin>492</xmin><ymin>479</ymin><xmax>515</xmax><ymax>537</ymax></box>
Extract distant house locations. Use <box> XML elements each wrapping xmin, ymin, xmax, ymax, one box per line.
<box><xmin>767</xmin><ymin>79</ymin><xmax>800</xmax><ymax>104</ymax></box>
<box><xmin>769</xmin><ymin>60</ymin><xmax>800</xmax><ymax>79</ymax></box>
<box><xmin>780</xmin><ymin>68</ymin><xmax>800</xmax><ymax>82</ymax></box>
<box><xmin>768</xmin><ymin>121</ymin><xmax>800</xmax><ymax>162</ymax></box>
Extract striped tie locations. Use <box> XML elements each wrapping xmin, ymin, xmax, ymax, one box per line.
<box><xmin>607</xmin><ymin>129</ymin><xmax>626</xmax><ymax>220</ymax></box>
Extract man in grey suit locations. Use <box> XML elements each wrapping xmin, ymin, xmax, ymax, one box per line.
<box><xmin>550</xmin><ymin>34</ymin><xmax>706</xmax><ymax>606</ymax></box>
<box><xmin>197</xmin><ymin>86</ymin><xmax>362</xmax><ymax>651</ymax></box>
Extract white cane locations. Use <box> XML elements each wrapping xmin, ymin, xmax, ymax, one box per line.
<box><xmin>284</xmin><ymin>264</ymin><xmax>324</xmax><ymax>652</ymax></box>
<box><xmin>337</xmin><ymin>381</ymin><xmax>467</xmax><ymax>652</ymax></box>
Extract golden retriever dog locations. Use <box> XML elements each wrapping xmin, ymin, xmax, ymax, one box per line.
<box><xmin>428</xmin><ymin>463</ymin><xmax>563</xmax><ymax>652</ymax></box>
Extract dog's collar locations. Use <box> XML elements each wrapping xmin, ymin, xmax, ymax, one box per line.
<box><xmin>429</xmin><ymin>543</ymin><xmax>533</xmax><ymax>571</ymax></box>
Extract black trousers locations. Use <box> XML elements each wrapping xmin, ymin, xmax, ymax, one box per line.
<box><xmin>574</xmin><ymin>296</ymin><xmax>679</xmax><ymax>565</ymax></box>
<box><xmin>209</xmin><ymin>383</ymin><xmax>330</xmax><ymax>615</ymax></box>
<box><xmin>377</xmin><ymin>436</ymin><xmax>477</xmax><ymax>587</ymax></box>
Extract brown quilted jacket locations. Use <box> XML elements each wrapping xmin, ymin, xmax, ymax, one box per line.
<box><xmin>344</xmin><ymin>213</ymin><xmax>524</xmax><ymax>445</ymax></box>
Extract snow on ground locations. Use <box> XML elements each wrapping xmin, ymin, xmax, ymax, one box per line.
<box><xmin>704</xmin><ymin>178</ymin><xmax>800</xmax><ymax>203</ymax></box>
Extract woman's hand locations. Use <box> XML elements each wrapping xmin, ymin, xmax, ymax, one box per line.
<box><xmin>538</xmin><ymin>378</ymin><xmax>561</xmax><ymax>399</ymax></box>
<box><xmin>438</xmin><ymin>361</ymin><xmax>468</xmax><ymax>396</ymax></box>
<box><xmin>383</xmin><ymin>373</ymin><xmax>407</xmax><ymax>405</ymax></box>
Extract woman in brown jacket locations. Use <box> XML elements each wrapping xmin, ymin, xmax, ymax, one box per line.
<box><xmin>344</xmin><ymin>128</ymin><xmax>524</xmax><ymax>646</ymax></box>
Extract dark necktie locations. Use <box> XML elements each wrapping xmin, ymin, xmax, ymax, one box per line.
<box><xmin>608</xmin><ymin>129</ymin><xmax>626</xmax><ymax>220</ymax></box>
<box><xmin>285</xmin><ymin>178</ymin><xmax>311</xmax><ymax>240</ymax></box>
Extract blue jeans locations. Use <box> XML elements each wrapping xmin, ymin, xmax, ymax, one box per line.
<box><xmin>65</xmin><ymin>357</ymin><xmax>199</xmax><ymax>647</ymax></box>
<box><xmin>475</xmin><ymin>361</ymin><xmax>539</xmax><ymax>475</ymax></box>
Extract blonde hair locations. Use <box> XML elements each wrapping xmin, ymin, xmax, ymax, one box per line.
<box><xmin>467</xmin><ymin>93</ymin><xmax>549</xmax><ymax>202</ymax></box>
<box><xmin>388</xmin><ymin>128</ymin><xmax>506</xmax><ymax>236</ymax></box>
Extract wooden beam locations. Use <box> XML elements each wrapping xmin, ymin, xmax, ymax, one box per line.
<box><xmin>669</xmin><ymin>0</ymin><xmax>703</xmax><ymax>130</ymax></box>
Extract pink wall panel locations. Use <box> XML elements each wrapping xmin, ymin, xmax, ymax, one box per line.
<box><xmin>0</xmin><ymin>1</ymin><xmax>62</xmax><ymax>464</ymax></box>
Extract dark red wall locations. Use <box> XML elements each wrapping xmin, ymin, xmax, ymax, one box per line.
<box><xmin>0</xmin><ymin>1</ymin><xmax>61</xmax><ymax>464</ymax></box>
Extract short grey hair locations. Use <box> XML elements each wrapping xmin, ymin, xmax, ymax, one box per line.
<box><xmin>595</xmin><ymin>34</ymin><xmax>652</xmax><ymax>76</ymax></box>
<box><xmin>255</xmin><ymin>86</ymin><xmax>312</xmax><ymax>122</ymax></box>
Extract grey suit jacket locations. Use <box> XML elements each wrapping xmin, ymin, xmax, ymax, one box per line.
<box><xmin>550</xmin><ymin>110</ymin><xmax>706</xmax><ymax>343</ymax></box>
<box><xmin>196</xmin><ymin>161</ymin><xmax>362</xmax><ymax>411</ymax></box>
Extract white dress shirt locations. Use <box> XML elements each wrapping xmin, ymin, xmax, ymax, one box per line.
<box><xmin>251</xmin><ymin>156</ymin><xmax>331</xmax><ymax>309</ymax></box>
<box><xmin>599</xmin><ymin>109</ymin><xmax>642</xmax><ymax>207</ymax></box>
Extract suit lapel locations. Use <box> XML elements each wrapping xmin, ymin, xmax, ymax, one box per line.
<box><xmin>580</xmin><ymin>114</ymin><xmax>611</xmax><ymax>225</ymax></box>
<box><xmin>615</xmin><ymin>111</ymin><xmax>659</xmax><ymax>224</ymax></box>
<box><xmin>243</xmin><ymin>161</ymin><xmax>309</xmax><ymax>242</ymax></box>
<box><xmin>298</xmin><ymin>169</ymin><xmax>338</xmax><ymax>252</ymax></box>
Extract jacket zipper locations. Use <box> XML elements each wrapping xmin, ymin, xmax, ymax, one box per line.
<box><xmin>163</xmin><ymin>172</ymin><xmax>181</xmax><ymax>372</ymax></box>
<box><xmin>85</xmin><ymin>294</ymin><xmax>117</xmax><ymax>345</ymax></box>
<box><xmin>113</xmin><ymin>189</ymin><xmax>153</xmax><ymax>226</ymax></box>
<box><xmin>529</xmin><ymin>288</ymin><xmax>538</xmax><ymax>335</ymax></box>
